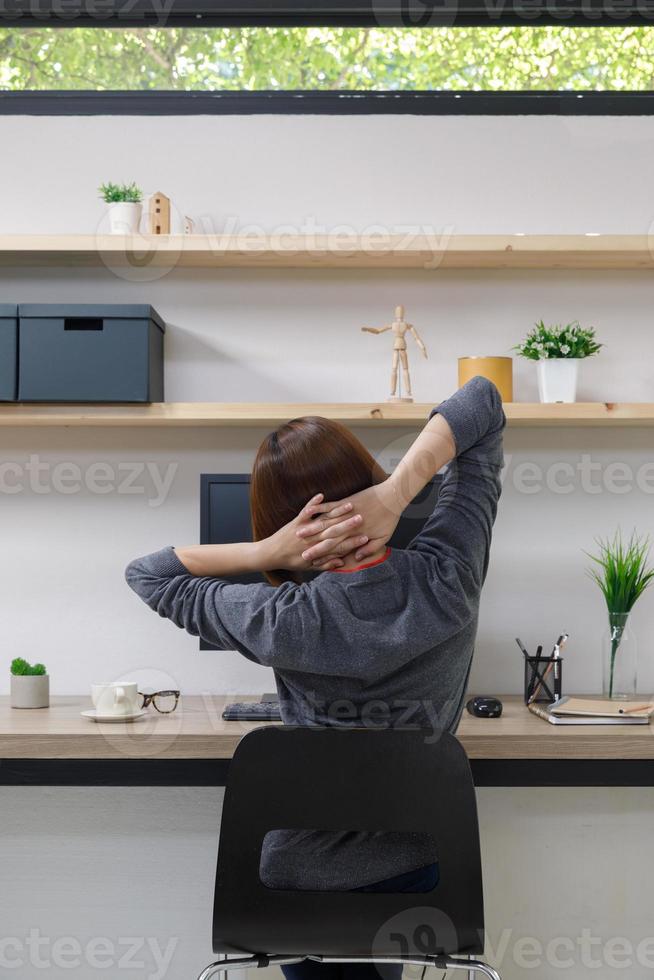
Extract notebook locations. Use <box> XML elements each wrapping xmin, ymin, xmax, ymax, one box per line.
<box><xmin>552</xmin><ymin>697</ymin><xmax>654</xmax><ymax>719</ymax></box>
<box><xmin>528</xmin><ymin>697</ymin><xmax>652</xmax><ymax>726</ymax></box>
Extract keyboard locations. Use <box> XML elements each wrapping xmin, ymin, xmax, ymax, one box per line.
<box><xmin>222</xmin><ymin>700</ymin><xmax>283</xmax><ymax>722</ymax></box>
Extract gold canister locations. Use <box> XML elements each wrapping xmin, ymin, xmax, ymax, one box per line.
<box><xmin>458</xmin><ymin>356</ymin><xmax>513</xmax><ymax>402</ymax></box>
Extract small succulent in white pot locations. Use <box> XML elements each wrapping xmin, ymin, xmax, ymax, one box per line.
<box><xmin>514</xmin><ymin>320</ymin><xmax>603</xmax><ymax>403</ymax></box>
<box><xmin>99</xmin><ymin>181</ymin><xmax>143</xmax><ymax>235</ymax></box>
<box><xmin>10</xmin><ymin>657</ymin><xmax>49</xmax><ymax>709</ymax></box>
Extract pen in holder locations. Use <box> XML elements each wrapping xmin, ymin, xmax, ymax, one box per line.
<box><xmin>524</xmin><ymin>655</ymin><xmax>563</xmax><ymax>704</ymax></box>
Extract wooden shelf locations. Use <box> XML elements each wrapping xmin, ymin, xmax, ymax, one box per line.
<box><xmin>3</xmin><ymin>234</ymin><xmax>654</xmax><ymax>269</ymax></box>
<box><xmin>0</xmin><ymin>402</ymin><xmax>653</xmax><ymax>427</ymax></box>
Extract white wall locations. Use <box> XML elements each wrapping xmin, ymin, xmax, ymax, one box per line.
<box><xmin>2</xmin><ymin>112</ymin><xmax>654</xmax><ymax>979</ymax></box>
<box><xmin>5</xmin><ymin>114</ymin><xmax>654</xmax><ymax>235</ymax></box>
<box><xmin>3</xmin><ymin>785</ymin><xmax>654</xmax><ymax>980</ymax></box>
<box><xmin>3</xmin><ymin>114</ymin><xmax>654</xmax><ymax>695</ymax></box>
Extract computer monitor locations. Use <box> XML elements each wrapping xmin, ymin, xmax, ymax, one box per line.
<box><xmin>199</xmin><ymin>473</ymin><xmax>441</xmax><ymax>649</ymax></box>
<box><xmin>200</xmin><ymin>472</ymin><xmax>441</xmax><ymax>587</ymax></box>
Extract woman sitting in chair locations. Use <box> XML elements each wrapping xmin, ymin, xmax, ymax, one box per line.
<box><xmin>126</xmin><ymin>375</ymin><xmax>505</xmax><ymax>980</ymax></box>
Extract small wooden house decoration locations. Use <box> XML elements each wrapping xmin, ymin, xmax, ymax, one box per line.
<box><xmin>149</xmin><ymin>192</ymin><xmax>171</xmax><ymax>235</ymax></box>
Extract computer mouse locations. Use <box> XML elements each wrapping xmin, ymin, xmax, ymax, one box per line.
<box><xmin>466</xmin><ymin>696</ymin><xmax>503</xmax><ymax>718</ymax></box>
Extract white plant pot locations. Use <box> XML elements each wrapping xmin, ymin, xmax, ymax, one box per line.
<box><xmin>10</xmin><ymin>673</ymin><xmax>49</xmax><ymax>709</ymax></box>
<box><xmin>536</xmin><ymin>358</ymin><xmax>580</xmax><ymax>403</ymax></box>
<box><xmin>107</xmin><ymin>202</ymin><xmax>142</xmax><ymax>235</ymax></box>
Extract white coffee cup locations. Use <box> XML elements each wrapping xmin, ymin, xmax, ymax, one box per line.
<box><xmin>91</xmin><ymin>682</ymin><xmax>140</xmax><ymax>717</ymax></box>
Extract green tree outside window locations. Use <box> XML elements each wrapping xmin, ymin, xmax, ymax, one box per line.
<box><xmin>1</xmin><ymin>26</ymin><xmax>654</xmax><ymax>92</ymax></box>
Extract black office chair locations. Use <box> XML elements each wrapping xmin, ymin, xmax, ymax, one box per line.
<box><xmin>198</xmin><ymin>726</ymin><xmax>501</xmax><ymax>980</ymax></box>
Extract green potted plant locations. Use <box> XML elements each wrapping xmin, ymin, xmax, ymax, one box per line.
<box><xmin>513</xmin><ymin>320</ymin><xmax>602</xmax><ymax>403</ymax></box>
<box><xmin>10</xmin><ymin>657</ymin><xmax>49</xmax><ymax>709</ymax></box>
<box><xmin>587</xmin><ymin>531</ymin><xmax>654</xmax><ymax>699</ymax></box>
<box><xmin>99</xmin><ymin>181</ymin><xmax>143</xmax><ymax>235</ymax></box>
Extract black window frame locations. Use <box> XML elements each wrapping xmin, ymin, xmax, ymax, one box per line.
<box><xmin>3</xmin><ymin>0</ymin><xmax>654</xmax><ymax>114</ymax></box>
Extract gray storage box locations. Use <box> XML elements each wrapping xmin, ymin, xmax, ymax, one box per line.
<box><xmin>18</xmin><ymin>304</ymin><xmax>165</xmax><ymax>403</ymax></box>
<box><xmin>0</xmin><ymin>304</ymin><xmax>18</xmax><ymax>401</ymax></box>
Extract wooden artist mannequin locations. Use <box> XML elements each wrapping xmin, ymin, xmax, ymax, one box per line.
<box><xmin>362</xmin><ymin>305</ymin><xmax>428</xmax><ymax>402</ymax></box>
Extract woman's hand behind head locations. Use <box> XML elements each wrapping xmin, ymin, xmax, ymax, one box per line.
<box><xmin>263</xmin><ymin>494</ymin><xmax>370</xmax><ymax>576</ymax></box>
<box><xmin>296</xmin><ymin>481</ymin><xmax>402</xmax><ymax>567</ymax></box>
<box><xmin>297</xmin><ymin>409</ymin><xmax>458</xmax><ymax>568</ymax></box>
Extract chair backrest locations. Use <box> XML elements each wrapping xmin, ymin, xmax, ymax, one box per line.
<box><xmin>212</xmin><ymin>726</ymin><xmax>484</xmax><ymax>958</ymax></box>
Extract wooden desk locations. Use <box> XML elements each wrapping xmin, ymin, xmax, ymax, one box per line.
<box><xmin>1</xmin><ymin>695</ymin><xmax>653</xmax><ymax>787</ymax></box>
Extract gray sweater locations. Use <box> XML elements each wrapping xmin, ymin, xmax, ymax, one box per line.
<box><xmin>125</xmin><ymin>376</ymin><xmax>505</xmax><ymax>890</ymax></box>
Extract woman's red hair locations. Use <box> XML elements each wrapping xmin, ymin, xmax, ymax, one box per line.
<box><xmin>250</xmin><ymin>416</ymin><xmax>387</xmax><ymax>585</ymax></box>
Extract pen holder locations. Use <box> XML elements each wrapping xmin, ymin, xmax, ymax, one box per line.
<box><xmin>524</xmin><ymin>656</ymin><xmax>563</xmax><ymax>704</ymax></box>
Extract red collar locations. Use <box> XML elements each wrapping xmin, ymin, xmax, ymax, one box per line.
<box><xmin>329</xmin><ymin>547</ymin><xmax>392</xmax><ymax>574</ymax></box>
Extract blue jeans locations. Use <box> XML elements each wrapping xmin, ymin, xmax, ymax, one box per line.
<box><xmin>281</xmin><ymin>863</ymin><xmax>439</xmax><ymax>980</ymax></box>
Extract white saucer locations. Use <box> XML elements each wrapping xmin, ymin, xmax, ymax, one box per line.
<box><xmin>81</xmin><ymin>709</ymin><xmax>147</xmax><ymax>723</ymax></box>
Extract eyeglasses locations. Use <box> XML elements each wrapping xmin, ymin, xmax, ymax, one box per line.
<box><xmin>138</xmin><ymin>690</ymin><xmax>180</xmax><ymax>714</ymax></box>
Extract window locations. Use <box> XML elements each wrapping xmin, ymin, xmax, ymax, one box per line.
<box><xmin>3</xmin><ymin>25</ymin><xmax>654</xmax><ymax>92</ymax></box>
<box><xmin>2</xmin><ymin>0</ymin><xmax>654</xmax><ymax>113</ymax></box>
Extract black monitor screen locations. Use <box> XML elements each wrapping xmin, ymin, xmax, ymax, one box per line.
<box><xmin>201</xmin><ymin>477</ymin><xmax>262</xmax><ymax>586</ymax></box>
<box><xmin>200</xmin><ymin>474</ymin><xmax>441</xmax><ymax>573</ymax></box>
<box><xmin>199</xmin><ymin>473</ymin><xmax>441</xmax><ymax>649</ymax></box>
